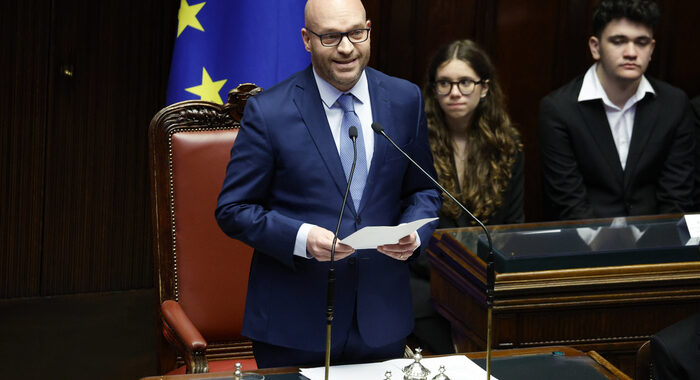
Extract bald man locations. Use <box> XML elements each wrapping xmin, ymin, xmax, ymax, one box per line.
<box><xmin>216</xmin><ymin>0</ymin><xmax>441</xmax><ymax>368</ymax></box>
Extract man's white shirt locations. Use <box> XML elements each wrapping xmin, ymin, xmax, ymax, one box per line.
<box><xmin>578</xmin><ymin>63</ymin><xmax>655</xmax><ymax>170</ymax></box>
<box><xmin>293</xmin><ymin>70</ymin><xmax>374</xmax><ymax>258</ymax></box>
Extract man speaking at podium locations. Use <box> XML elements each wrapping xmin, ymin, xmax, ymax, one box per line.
<box><xmin>216</xmin><ymin>0</ymin><xmax>441</xmax><ymax>369</ymax></box>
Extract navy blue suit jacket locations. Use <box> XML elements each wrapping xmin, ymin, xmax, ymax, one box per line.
<box><xmin>215</xmin><ymin>66</ymin><xmax>441</xmax><ymax>351</ymax></box>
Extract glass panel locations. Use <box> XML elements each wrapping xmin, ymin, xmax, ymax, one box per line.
<box><xmin>442</xmin><ymin>214</ymin><xmax>700</xmax><ymax>273</ymax></box>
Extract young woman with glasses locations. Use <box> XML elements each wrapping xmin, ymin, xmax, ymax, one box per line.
<box><xmin>408</xmin><ymin>40</ymin><xmax>524</xmax><ymax>355</ymax></box>
<box><xmin>424</xmin><ymin>39</ymin><xmax>524</xmax><ymax>228</ymax></box>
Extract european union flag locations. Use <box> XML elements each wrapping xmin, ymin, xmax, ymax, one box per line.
<box><xmin>166</xmin><ymin>0</ymin><xmax>309</xmax><ymax>105</ymax></box>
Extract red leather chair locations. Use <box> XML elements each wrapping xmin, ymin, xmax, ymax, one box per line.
<box><xmin>148</xmin><ymin>83</ymin><xmax>262</xmax><ymax>374</ymax></box>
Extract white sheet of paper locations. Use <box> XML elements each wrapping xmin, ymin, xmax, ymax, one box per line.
<box><xmin>300</xmin><ymin>355</ymin><xmax>498</xmax><ymax>380</ymax></box>
<box><xmin>339</xmin><ymin>217</ymin><xmax>438</xmax><ymax>249</ymax></box>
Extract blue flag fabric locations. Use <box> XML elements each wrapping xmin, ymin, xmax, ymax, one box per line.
<box><xmin>166</xmin><ymin>0</ymin><xmax>310</xmax><ymax>105</ymax></box>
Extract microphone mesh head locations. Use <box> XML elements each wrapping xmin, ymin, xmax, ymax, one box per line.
<box><xmin>371</xmin><ymin>122</ymin><xmax>384</xmax><ymax>134</ymax></box>
<box><xmin>348</xmin><ymin>126</ymin><xmax>358</xmax><ymax>138</ymax></box>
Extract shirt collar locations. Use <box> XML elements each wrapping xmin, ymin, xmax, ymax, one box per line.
<box><xmin>312</xmin><ymin>68</ymin><xmax>370</xmax><ymax>109</ymax></box>
<box><xmin>578</xmin><ymin>63</ymin><xmax>655</xmax><ymax>110</ymax></box>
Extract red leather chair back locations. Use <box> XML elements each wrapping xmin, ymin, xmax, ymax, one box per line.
<box><xmin>149</xmin><ymin>84</ymin><xmax>262</xmax><ymax>372</ymax></box>
<box><xmin>170</xmin><ymin>129</ymin><xmax>251</xmax><ymax>339</ymax></box>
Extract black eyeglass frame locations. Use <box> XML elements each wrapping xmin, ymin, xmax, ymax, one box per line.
<box><xmin>306</xmin><ymin>27</ymin><xmax>371</xmax><ymax>47</ymax></box>
<box><xmin>433</xmin><ymin>78</ymin><xmax>486</xmax><ymax>96</ymax></box>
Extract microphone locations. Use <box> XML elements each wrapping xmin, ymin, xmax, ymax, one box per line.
<box><xmin>371</xmin><ymin>122</ymin><xmax>495</xmax><ymax>380</ymax></box>
<box><xmin>325</xmin><ymin>125</ymin><xmax>358</xmax><ymax>380</ymax></box>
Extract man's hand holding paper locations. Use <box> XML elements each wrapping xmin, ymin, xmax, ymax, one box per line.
<box><xmin>339</xmin><ymin>217</ymin><xmax>438</xmax><ymax>257</ymax></box>
<box><xmin>377</xmin><ymin>233</ymin><xmax>418</xmax><ymax>261</ymax></box>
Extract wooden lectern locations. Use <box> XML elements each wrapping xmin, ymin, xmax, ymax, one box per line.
<box><xmin>426</xmin><ymin>214</ymin><xmax>700</xmax><ymax>375</ymax></box>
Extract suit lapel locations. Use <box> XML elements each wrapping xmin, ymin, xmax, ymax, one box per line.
<box><xmin>360</xmin><ymin>69</ymin><xmax>389</xmax><ymax>213</ymax></box>
<box><xmin>577</xmin><ymin>99</ymin><xmax>624</xmax><ymax>185</ymax></box>
<box><xmin>624</xmin><ymin>93</ymin><xmax>658</xmax><ymax>189</ymax></box>
<box><xmin>293</xmin><ymin>67</ymin><xmax>354</xmax><ymax>211</ymax></box>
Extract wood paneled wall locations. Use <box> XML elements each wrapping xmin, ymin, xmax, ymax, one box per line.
<box><xmin>0</xmin><ymin>0</ymin><xmax>51</xmax><ymax>297</ymax></box>
<box><xmin>365</xmin><ymin>0</ymin><xmax>700</xmax><ymax>222</ymax></box>
<box><xmin>1</xmin><ymin>0</ymin><xmax>698</xmax><ymax>298</ymax></box>
<box><xmin>1</xmin><ymin>0</ymin><xmax>178</xmax><ymax>298</ymax></box>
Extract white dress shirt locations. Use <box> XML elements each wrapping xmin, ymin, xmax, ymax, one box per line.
<box><xmin>293</xmin><ymin>70</ymin><xmax>375</xmax><ymax>258</ymax></box>
<box><xmin>578</xmin><ymin>63</ymin><xmax>655</xmax><ymax>170</ymax></box>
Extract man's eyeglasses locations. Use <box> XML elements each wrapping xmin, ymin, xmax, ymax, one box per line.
<box><xmin>434</xmin><ymin>79</ymin><xmax>484</xmax><ymax>96</ymax></box>
<box><xmin>306</xmin><ymin>28</ymin><xmax>371</xmax><ymax>47</ymax></box>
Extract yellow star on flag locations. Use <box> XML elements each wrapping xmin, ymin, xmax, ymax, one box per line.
<box><xmin>177</xmin><ymin>0</ymin><xmax>205</xmax><ymax>37</ymax></box>
<box><xmin>185</xmin><ymin>67</ymin><xmax>228</xmax><ymax>104</ymax></box>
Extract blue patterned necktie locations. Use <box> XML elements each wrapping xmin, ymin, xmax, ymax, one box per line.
<box><xmin>337</xmin><ymin>93</ymin><xmax>367</xmax><ymax>209</ymax></box>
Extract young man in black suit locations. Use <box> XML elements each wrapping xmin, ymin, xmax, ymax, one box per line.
<box><xmin>539</xmin><ymin>0</ymin><xmax>695</xmax><ymax>220</ymax></box>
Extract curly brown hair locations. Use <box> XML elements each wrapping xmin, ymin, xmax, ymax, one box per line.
<box><xmin>423</xmin><ymin>40</ymin><xmax>522</xmax><ymax>223</ymax></box>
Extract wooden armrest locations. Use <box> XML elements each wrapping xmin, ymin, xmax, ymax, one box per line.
<box><xmin>161</xmin><ymin>300</ymin><xmax>207</xmax><ymax>352</ymax></box>
<box><xmin>588</xmin><ymin>350</ymin><xmax>631</xmax><ymax>380</ymax></box>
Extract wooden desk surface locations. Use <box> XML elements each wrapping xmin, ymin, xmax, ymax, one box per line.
<box><xmin>140</xmin><ymin>346</ymin><xmax>629</xmax><ymax>380</ymax></box>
